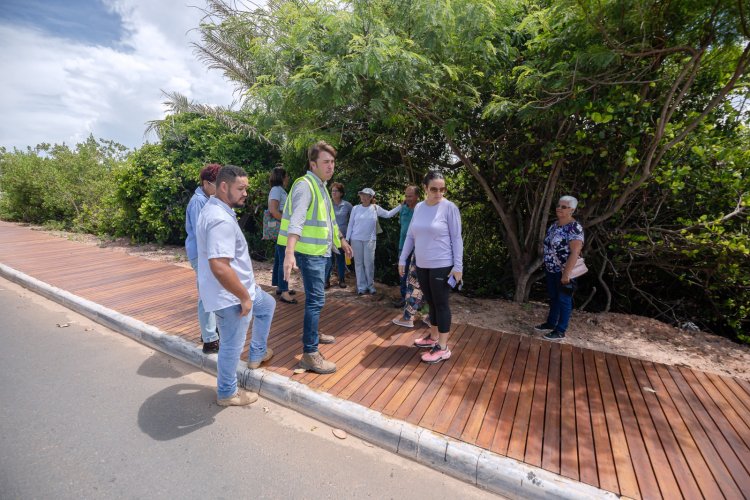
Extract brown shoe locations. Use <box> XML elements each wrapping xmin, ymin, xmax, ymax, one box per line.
<box><xmin>247</xmin><ymin>347</ymin><xmax>274</xmax><ymax>369</ymax></box>
<box><xmin>300</xmin><ymin>351</ymin><xmax>337</xmax><ymax>374</ymax></box>
<box><xmin>217</xmin><ymin>390</ymin><xmax>258</xmax><ymax>406</ymax></box>
<box><xmin>318</xmin><ymin>333</ymin><xmax>335</xmax><ymax>344</ymax></box>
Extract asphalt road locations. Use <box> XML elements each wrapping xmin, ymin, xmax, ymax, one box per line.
<box><xmin>0</xmin><ymin>276</ymin><xmax>500</xmax><ymax>499</ymax></box>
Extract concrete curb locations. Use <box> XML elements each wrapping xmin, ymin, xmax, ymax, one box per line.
<box><xmin>1</xmin><ymin>263</ymin><xmax>618</xmax><ymax>499</ymax></box>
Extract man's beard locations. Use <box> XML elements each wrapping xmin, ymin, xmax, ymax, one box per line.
<box><xmin>228</xmin><ymin>195</ymin><xmax>246</xmax><ymax>208</ymax></box>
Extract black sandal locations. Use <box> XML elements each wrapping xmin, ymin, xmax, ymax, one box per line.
<box><xmin>276</xmin><ymin>290</ymin><xmax>297</xmax><ymax>296</ymax></box>
<box><xmin>279</xmin><ymin>296</ymin><xmax>298</xmax><ymax>304</ymax></box>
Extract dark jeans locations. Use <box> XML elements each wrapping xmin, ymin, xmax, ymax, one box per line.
<box><xmin>399</xmin><ymin>252</ymin><xmax>412</xmax><ymax>299</ymax></box>
<box><xmin>415</xmin><ymin>265</ymin><xmax>453</xmax><ymax>333</ymax></box>
<box><xmin>544</xmin><ymin>271</ymin><xmax>576</xmax><ymax>333</ymax></box>
<box><xmin>271</xmin><ymin>244</ymin><xmax>289</xmax><ymax>292</ymax></box>
<box><xmin>325</xmin><ymin>250</ymin><xmax>346</xmax><ymax>283</ymax></box>
<box><xmin>296</xmin><ymin>253</ymin><xmax>328</xmax><ymax>353</ymax></box>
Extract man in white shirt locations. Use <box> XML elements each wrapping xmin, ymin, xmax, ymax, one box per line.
<box><xmin>196</xmin><ymin>165</ymin><xmax>276</xmax><ymax>406</ymax></box>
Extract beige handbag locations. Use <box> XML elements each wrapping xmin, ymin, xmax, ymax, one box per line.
<box><xmin>569</xmin><ymin>257</ymin><xmax>588</xmax><ymax>278</ymax></box>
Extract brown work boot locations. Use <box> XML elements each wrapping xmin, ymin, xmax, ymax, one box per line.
<box><xmin>318</xmin><ymin>333</ymin><xmax>335</xmax><ymax>344</ymax></box>
<box><xmin>300</xmin><ymin>351</ymin><xmax>337</xmax><ymax>374</ymax></box>
<box><xmin>247</xmin><ymin>347</ymin><xmax>274</xmax><ymax>369</ymax></box>
<box><xmin>217</xmin><ymin>390</ymin><xmax>258</xmax><ymax>406</ymax></box>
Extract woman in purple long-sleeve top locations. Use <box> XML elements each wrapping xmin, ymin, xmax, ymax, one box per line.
<box><xmin>398</xmin><ymin>171</ymin><xmax>463</xmax><ymax>364</ymax></box>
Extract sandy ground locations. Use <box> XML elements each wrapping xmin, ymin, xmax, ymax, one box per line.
<box><xmin>31</xmin><ymin>225</ymin><xmax>750</xmax><ymax>381</ymax></box>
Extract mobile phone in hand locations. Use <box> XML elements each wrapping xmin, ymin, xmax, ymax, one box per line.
<box><xmin>447</xmin><ymin>275</ymin><xmax>457</xmax><ymax>288</ymax></box>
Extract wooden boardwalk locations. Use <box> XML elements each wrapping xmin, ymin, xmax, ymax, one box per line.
<box><xmin>2</xmin><ymin>221</ymin><xmax>749</xmax><ymax>499</ymax></box>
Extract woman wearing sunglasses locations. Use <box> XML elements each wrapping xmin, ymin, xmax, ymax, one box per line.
<box><xmin>398</xmin><ymin>171</ymin><xmax>463</xmax><ymax>364</ymax></box>
<box><xmin>534</xmin><ymin>195</ymin><xmax>584</xmax><ymax>341</ymax></box>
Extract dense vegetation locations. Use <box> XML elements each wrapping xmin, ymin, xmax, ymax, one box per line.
<box><xmin>1</xmin><ymin>0</ymin><xmax>747</xmax><ymax>341</ymax></box>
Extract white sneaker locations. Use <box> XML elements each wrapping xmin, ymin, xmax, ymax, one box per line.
<box><xmin>392</xmin><ymin>317</ymin><xmax>414</xmax><ymax>328</ymax></box>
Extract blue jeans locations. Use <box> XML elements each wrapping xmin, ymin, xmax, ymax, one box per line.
<box><xmin>326</xmin><ymin>250</ymin><xmax>346</xmax><ymax>283</ymax></box>
<box><xmin>214</xmin><ymin>286</ymin><xmax>275</xmax><ymax>399</ymax></box>
<box><xmin>295</xmin><ymin>253</ymin><xmax>327</xmax><ymax>353</ymax></box>
<box><xmin>271</xmin><ymin>244</ymin><xmax>289</xmax><ymax>292</ymax></box>
<box><xmin>545</xmin><ymin>271</ymin><xmax>575</xmax><ymax>334</ymax></box>
<box><xmin>189</xmin><ymin>259</ymin><xmax>219</xmax><ymax>343</ymax></box>
<box><xmin>399</xmin><ymin>252</ymin><xmax>412</xmax><ymax>299</ymax></box>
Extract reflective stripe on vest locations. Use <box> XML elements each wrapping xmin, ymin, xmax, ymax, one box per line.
<box><xmin>277</xmin><ymin>173</ymin><xmax>341</xmax><ymax>255</ymax></box>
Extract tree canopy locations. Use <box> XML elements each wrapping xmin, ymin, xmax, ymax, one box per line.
<box><xmin>173</xmin><ymin>0</ymin><xmax>748</xmax><ymax>337</ymax></box>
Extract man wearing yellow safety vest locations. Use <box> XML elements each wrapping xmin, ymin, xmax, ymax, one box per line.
<box><xmin>279</xmin><ymin>141</ymin><xmax>353</xmax><ymax>374</ymax></box>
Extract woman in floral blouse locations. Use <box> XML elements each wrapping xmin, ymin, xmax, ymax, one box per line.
<box><xmin>534</xmin><ymin>195</ymin><xmax>584</xmax><ymax>341</ymax></box>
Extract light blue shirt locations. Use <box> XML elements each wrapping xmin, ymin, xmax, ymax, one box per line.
<box><xmin>346</xmin><ymin>204</ymin><xmax>402</xmax><ymax>241</ymax></box>
<box><xmin>333</xmin><ymin>200</ymin><xmax>353</xmax><ymax>237</ymax></box>
<box><xmin>185</xmin><ymin>186</ymin><xmax>209</xmax><ymax>261</ymax></box>
<box><xmin>268</xmin><ymin>185</ymin><xmax>287</xmax><ymax>213</ymax></box>
<box><xmin>196</xmin><ymin>197</ymin><xmax>257</xmax><ymax>312</ymax></box>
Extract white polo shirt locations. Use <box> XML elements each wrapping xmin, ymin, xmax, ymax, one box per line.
<box><xmin>196</xmin><ymin>197</ymin><xmax>257</xmax><ymax>312</ymax></box>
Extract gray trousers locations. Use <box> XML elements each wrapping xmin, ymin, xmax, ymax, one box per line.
<box><xmin>351</xmin><ymin>239</ymin><xmax>376</xmax><ymax>293</ymax></box>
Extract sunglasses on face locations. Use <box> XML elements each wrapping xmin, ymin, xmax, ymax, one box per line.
<box><xmin>557</xmin><ymin>205</ymin><xmax>571</xmax><ymax>209</ymax></box>
<box><xmin>428</xmin><ymin>186</ymin><xmax>447</xmax><ymax>193</ymax></box>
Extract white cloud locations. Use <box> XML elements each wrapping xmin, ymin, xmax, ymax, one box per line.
<box><xmin>0</xmin><ymin>0</ymin><xmax>236</xmax><ymax>151</ymax></box>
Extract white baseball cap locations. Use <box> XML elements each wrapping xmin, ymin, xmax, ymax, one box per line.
<box><xmin>358</xmin><ymin>187</ymin><xmax>376</xmax><ymax>196</ymax></box>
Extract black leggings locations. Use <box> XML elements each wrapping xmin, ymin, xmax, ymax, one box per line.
<box><xmin>415</xmin><ymin>265</ymin><xmax>453</xmax><ymax>333</ymax></box>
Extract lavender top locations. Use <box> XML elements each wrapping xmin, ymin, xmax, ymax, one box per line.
<box><xmin>399</xmin><ymin>199</ymin><xmax>463</xmax><ymax>272</ymax></box>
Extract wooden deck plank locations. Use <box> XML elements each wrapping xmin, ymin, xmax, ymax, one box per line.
<box><xmin>606</xmin><ymin>353</ymin><xmax>659</xmax><ymax>498</ymax></box>
<box><xmin>523</xmin><ymin>341</ymin><xmax>551</xmax><ymax>469</ymax></box>
<box><xmin>473</xmin><ymin>335</ymin><xmax>526</xmax><ymax>450</ymax></box>
<box><xmin>349</xmin><ymin>339</ymin><xmax>419</xmax><ymax>406</ymax></box>
<box><xmin>655</xmin><ymin>364</ymin><xmax>744</xmax><ymax>498</ymax></box>
<box><xmin>382</xmin><ymin>325</ymin><xmax>472</xmax><ymax>419</ymax></box>
<box><xmin>429</xmin><ymin>329</ymin><xmax>497</xmax><ymax>434</ymax></box>
<box><xmin>438</xmin><ymin>331</ymin><xmax>505</xmax><ymax>438</ymax></box>
<box><xmin>573</xmin><ymin>347</ymin><xmax>597</xmax><ymax>488</ymax></box>
<box><xmin>712</xmin><ymin>373</ymin><xmax>750</xmax><ymax>417</ymax></box>
<box><xmin>641</xmin><ymin>361</ymin><xmax>721</xmax><ymax>499</ymax></box>
<box><xmin>559</xmin><ymin>344</ymin><xmax>578</xmax><ymax>481</ymax></box>
<box><xmin>332</xmin><ymin>325</ymin><xmax>412</xmax><ymax>400</ymax></box>
<box><xmin>676</xmin><ymin>367</ymin><xmax>750</xmax><ymax>482</ymax></box>
<box><xmin>541</xmin><ymin>342</ymin><xmax>562</xmax><ymax>476</ymax></box>
<box><xmin>594</xmin><ymin>352</ymin><xmax>641</xmax><ymax>498</ymax></box>
<box><xmin>617</xmin><ymin>355</ymin><xmax>682</xmax><ymax>499</ymax></box>
<box><xmin>506</xmin><ymin>341</ymin><xmax>540</xmax><ymax>462</ymax></box>
<box><xmin>582</xmin><ymin>349</ymin><xmax>618</xmax><ymax>495</ymax></box>
<box><xmin>369</xmin><ymin>345</ymin><xmax>424</xmax><ymax>413</ymax></box>
<box><xmin>625</xmin><ymin>357</ymin><xmax>693</xmax><ymax>498</ymax></box>
<box><xmin>449</xmin><ymin>333</ymin><xmax>512</xmax><ymax>441</ymax></box>
<box><xmin>696</xmin><ymin>372</ymin><xmax>750</xmax><ymax>450</ymax></box>
<box><xmin>418</xmin><ymin>328</ymin><xmax>494</xmax><ymax>429</ymax></box>
<box><xmin>402</xmin><ymin>325</ymin><xmax>476</xmax><ymax>424</ymax></box>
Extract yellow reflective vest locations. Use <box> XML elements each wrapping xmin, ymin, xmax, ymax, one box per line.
<box><xmin>277</xmin><ymin>173</ymin><xmax>341</xmax><ymax>255</ymax></box>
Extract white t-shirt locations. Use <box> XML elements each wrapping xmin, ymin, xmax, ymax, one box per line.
<box><xmin>196</xmin><ymin>197</ymin><xmax>257</xmax><ymax>312</ymax></box>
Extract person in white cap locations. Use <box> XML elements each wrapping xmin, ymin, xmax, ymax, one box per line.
<box><xmin>346</xmin><ymin>187</ymin><xmax>402</xmax><ymax>295</ymax></box>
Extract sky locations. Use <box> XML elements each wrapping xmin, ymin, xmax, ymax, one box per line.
<box><xmin>0</xmin><ymin>0</ymin><xmax>238</xmax><ymax>151</ymax></box>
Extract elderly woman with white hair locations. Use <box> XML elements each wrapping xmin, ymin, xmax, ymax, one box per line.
<box><xmin>534</xmin><ymin>195</ymin><xmax>584</xmax><ymax>341</ymax></box>
<box><xmin>346</xmin><ymin>187</ymin><xmax>402</xmax><ymax>295</ymax></box>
